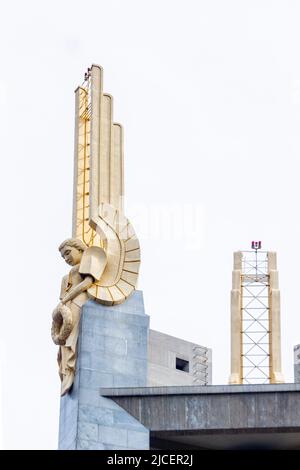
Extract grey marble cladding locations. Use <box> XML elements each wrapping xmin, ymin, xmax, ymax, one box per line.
<box><xmin>58</xmin><ymin>290</ymin><xmax>149</xmax><ymax>450</ymax></box>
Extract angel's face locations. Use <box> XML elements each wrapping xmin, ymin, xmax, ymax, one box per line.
<box><xmin>61</xmin><ymin>245</ymin><xmax>82</xmax><ymax>266</ymax></box>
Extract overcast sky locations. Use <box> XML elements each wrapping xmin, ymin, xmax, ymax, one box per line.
<box><xmin>1</xmin><ymin>0</ymin><xmax>300</xmax><ymax>449</ymax></box>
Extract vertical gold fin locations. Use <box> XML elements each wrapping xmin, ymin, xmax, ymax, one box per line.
<box><xmin>90</xmin><ymin>64</ymin><xmax>103</xmax><ymax>224</ymax></box>
<box><xmin>72</xmin><ymin>87</ymin><xmax>80</xmax><ymax>237</ymax></box>
<box><xmin>111</xmin><ymin>123</ymin><xmax>124</xmax><ymax>214</ymax></box>
<box><xmin>100</xmin><ymin>94</ymin><xmax>113</xmax><ymax>206</ymax></box>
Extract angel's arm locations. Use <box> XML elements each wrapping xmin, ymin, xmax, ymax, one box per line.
<box><xmin>61</xmin><ymin>275</ymin><xmax>94</xmax><ymax>304</ymax></box>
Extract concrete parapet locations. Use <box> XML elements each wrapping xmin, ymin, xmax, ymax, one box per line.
<box><xmin>102</xmin><ymin>384</ymin><xmax>300</xmax><ymax>449</ymax></box>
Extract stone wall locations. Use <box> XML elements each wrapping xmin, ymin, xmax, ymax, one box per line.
<box><xmin>58</xmin><ymin>291</ymin><xmax>149</xmax><ymax>450</ymax></box>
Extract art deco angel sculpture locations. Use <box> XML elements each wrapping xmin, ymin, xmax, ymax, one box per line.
<box><xmin>51</xmin><ymin>65</ymin><xmax>140</xmax><ymax>395</ymax></box>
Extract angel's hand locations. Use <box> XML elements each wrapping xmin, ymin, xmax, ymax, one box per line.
<box><xmin>60</xmin><ymin>276</ymin><xmax>94</xmax><ymax>304</ymax></box>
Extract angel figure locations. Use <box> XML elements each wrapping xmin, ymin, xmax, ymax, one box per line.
<box><xmin>51</xmin><ymin>238</ymin><xmax>106</xmax><ymax>396</ymax></box>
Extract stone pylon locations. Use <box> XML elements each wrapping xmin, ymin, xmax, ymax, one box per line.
<box><xmin>229</xmin><ymin>250</ymin><xmax>284</xmax><ymax>385</ymax></box>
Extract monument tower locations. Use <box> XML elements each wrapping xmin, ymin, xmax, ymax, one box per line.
<box><xmin>52</xmin><ymin>65</ymin><xmax>149</xmax><ymax>449</ymax></box>
<box><xmin>229</xmin><ymin>242</ymin><xmax>284</xmax><ymax>384</ymax></box>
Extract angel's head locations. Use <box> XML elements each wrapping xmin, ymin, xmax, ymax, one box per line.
<box><xmin>59</xmin><ymin>238</ymin><xmax>87</xmax><ymax>266</ymax></box>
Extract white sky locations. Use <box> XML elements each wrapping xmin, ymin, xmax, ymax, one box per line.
<box><xmin>1</xmin><ymin>0</ymin><xmax>300</xmax><ymax>449</ymax></box>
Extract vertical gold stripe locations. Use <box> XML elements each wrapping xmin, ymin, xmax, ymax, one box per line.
<box><xmin>111</xmin><ymin>123</ymin><xmax>124</xmax><ymax>214</ymax></box>
<box><xmin>90</xmin><ymin>64</ymin><xmax>103</xmax><ymax>225</ymax></box>
<box><xmin>72</xmin><ymin>87</ymin><xmax>80</xmax><ymax>237</ymax></box>
<box><xmin>101</xmin><ymin>94</ymin><xmax>113</xmax><ymax>206</ymax></box>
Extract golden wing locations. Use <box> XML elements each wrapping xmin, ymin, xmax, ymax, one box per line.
<box><xmin>72</xmin><ymin>65</ymin><xmax>140</xmax><ymax>305</ymax></box>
